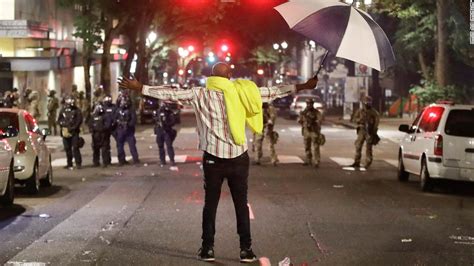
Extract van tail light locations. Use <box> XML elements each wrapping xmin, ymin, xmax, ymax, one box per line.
<box><xmin>16</xmin><ymin>140</ymin><xmax>27</xmax><ymax>154</ymax></box>
<box><xmin>434</xmin><ymin>134</ymin><xmax>443</xmax><ymax>156</ymax></box>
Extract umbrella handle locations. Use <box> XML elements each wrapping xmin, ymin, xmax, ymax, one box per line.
<box><xmin>314</xmin><ymin>50</ymin><xmax>329</xmax><ymax>79</ymax></box>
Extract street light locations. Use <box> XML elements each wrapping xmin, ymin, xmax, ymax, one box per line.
<box><xmin>280</xmin><ymin>41</ymin><xmax>288</xmax><ymax>50</ymax></box>
<box><xmin>273</xmin><ymin>43</ymin><xmax>280</xmax><ymax>50</ymax></box>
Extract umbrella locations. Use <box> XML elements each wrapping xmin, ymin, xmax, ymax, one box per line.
<box><xmin>275</xmin><ymin>0</ymin><xmax>396</xmax><ymax>75</ymax></box>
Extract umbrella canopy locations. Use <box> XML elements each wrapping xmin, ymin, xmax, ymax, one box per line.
<box><xmin>275</xmin><ymin>0</ymin><xmax>396</xmax><ymax>71</ymax></box>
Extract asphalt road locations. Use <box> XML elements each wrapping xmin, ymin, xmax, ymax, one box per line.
<box><xmin>1</xmin><ymin>113</ymin><xmax>473</xmax><ymax>265</ymax></box>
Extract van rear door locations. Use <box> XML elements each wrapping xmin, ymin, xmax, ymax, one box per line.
<box><xmin>443</xmin><ymin>109</ymin><xmax>474</xmax><ymax>177</ymax></box>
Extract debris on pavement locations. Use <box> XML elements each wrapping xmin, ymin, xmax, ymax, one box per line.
<box><xmin>39</xmin><ymin>214</ymin><xmax>50</xmax><ymax>218</ymax></box>
<box><xmin>170</xmin><ymin>166</ymin><xmax>179</xmax><ymax>171</ymax></box>
<box><xmin>259</xmin><ymin>257</ymin><xmax>271</xmax><ymax>266</ymax></box>
<box><xmin>151</xmin><ymin>172</ymin><xmax>156</xmax><ymax>176</ymax></box>
<box><xmin>449</xmin><ymin>235</ymin><xmax>474</xmax><ymax>245</ymax></box>
<box><xmin>149</xmin><ymin>145</ymin><xmax>153</xmax><ymax>149</ymax></box>
<box><xmin>81</xmin><ymin>178</ymin><xmax>86</xmax><ymax>182</ymax></box>
<box><xmin>401</xmin><ymin>238</ymin><xmax>412</xmax><ymax>243</ymax></box>
<box><xmin>333</xmin><ymin>185</ymin><xmax>344</xmax><ymax>189</ymax></box>
<box><xmin>143</xmin><ymin>163</ymin><xmax>148</xmax><ymax>167</ymax></box>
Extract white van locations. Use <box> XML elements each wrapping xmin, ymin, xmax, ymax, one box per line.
<box><xmin>397</xmin><ymin>103</ymin><xmax>474</xmax><ymax>191</ymax></box>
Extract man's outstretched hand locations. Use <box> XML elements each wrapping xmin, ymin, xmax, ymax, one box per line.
<box><xmin>296</xmin><ymin>77</ymin><xmax>319</xmax><ymax>92</ymax></box>
<box><xmin>118</xmin><ymin>76</ymin><xmax>143</xmax><ymax>92</ymax></box>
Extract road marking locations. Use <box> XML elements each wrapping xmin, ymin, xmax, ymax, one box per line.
<box><xmin>385</xmin><ymin>159</ymin><xmax>398</xmax><ymax>168</ymax></box>
<box><xmin>52</xmin><ymin>156</ymin><xmax>132</xmax><ymax>167</ymax></box>
<box><xmin>6</xmin><ymin>262</ymin><xmax>47</xmax><ymax>266</ymax></box>
<box><xmin>248</xmin><ymin>203</ymin><xmax>255</xmax><ymax>220</ymax></box>
<box><xmin>342</xmin><ymin>166</ymin><xmax>367</xmax><ymax>172</ymax></box>
<box><xmin>289</xmin><ymin>127</ymin><xmax>300</xmax><ymax>132</ymax></box>
<box><xmin>330</xmin><ymin>157</ymin><xmax>353</xmax><ymax>166</ymax></box>
<box><xmin>277</xmin><ymin>155</ymin><xmax>304</xmax><ymax>164</ymax></box>
<box><xmin>179</xmin><ymin>127</ymin><xmax>196</xmax><ymax>134</ymax></box>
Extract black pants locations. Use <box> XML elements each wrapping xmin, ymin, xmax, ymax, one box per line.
<box><xmin>202</xmin><ymin>151</ymin><xmax>251</xmax><ymax>249</ymax></box>
<box><xmin>156</xmin><ymin>129</ymin><xmax>175</xmax><ymax>164</ymax></box>
<box><xmin>63</xmin><ymin>134</ymin><xmax>82</xmax><ymax>167</ymax></box>
<box><xmin>92</xmin><ymin>131</ymin><xmax>111</xmax><ymax>165</ymax></box>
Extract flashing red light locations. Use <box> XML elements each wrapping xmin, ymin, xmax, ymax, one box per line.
<box><xmin>187</xmin><ymin>45</ymin><xmax>195</xmax><ymax>52</ymax></box>
<box><xmin>257</xmin><ymin>69</ymin><xmax>264</xmax><ymax>75</ymax></box>
<box><xmin>221</xmin><ymin>44</ymin><xmax>229</xmax><ymax>52</ymax></box>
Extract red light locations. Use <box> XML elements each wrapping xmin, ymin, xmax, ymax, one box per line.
<box><xmin>221</xmin><ymin>44</ymin><xmax>229</xmax><ymax>52</ymax></box>
<box><xmin>178</xmin><ymin>69</ymin><xmax>185</xmax><ymax>76</ymax></box>
<box><xmin>434</xmin><ymin>134</ymin><xmax>443</xmax><ymax>156</ymax></box>
<box><xmin>187</xmin><ymin>45</ymin><xmax>194</xmax><ymax>52</ymax></box>
<box><xmin>428</xmin><ymin>112</ymin><xmax>437</xmax><ymax>118</ymax></box>
<box><xmin>257</xmin><ymin>69</ymin><xmax>264</xmax><ymax>75</ymax></box>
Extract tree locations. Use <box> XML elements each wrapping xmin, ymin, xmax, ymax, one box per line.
<box><xmin>59</xmin><ymin>0</ymin><xmax>102</xmax><ymax>101</ymax></box>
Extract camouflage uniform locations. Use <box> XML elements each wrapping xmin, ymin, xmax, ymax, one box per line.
<box><xmin>351</xmin><ymin>97</ymin><xmax>380</xmax><ymax>168</ymax></box>
<box><xmin>28</xmin><ymin>91</ymin><xmax>41</xmax><ymax>119</ymax></box>
<box><xmin>47</xmin><ymin>91</ymin><xmax>60</xmax><ymax>135</ymax></box>
<box><xmin>299</xmin><ymin>100</ymin><xmax>323</xmax><ymax>167</ymax></box>
<box><xmin>254</xmin><ymin>103</ymin><xmax>278</xmax><ymax>165</ymax></box>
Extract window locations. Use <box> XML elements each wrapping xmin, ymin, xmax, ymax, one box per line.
<box><xmin>0</xmin><ymin>112</ymin><xmax>19</xmax><ymax>137</ymax></box>
<box><xmin>418</xmin><ymin>106</ymin><xmax>444</xmax><ymax>133</ymax></box>
<box><xmin>410</xmin><ymin>110</ymin><xmax>424</xmax><ymax>133</ymax></box>
<box><xmin>445</xmin><ymin>109</ymin><xmax>474</xmax><ymax>137</ymax></box>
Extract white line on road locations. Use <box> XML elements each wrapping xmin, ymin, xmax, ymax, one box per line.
<box><xmin>277</xmin><ymin>155</ymin><xmax>304</xmax><ymax>164</ymax></box>
<box><xmin>330</xmin><ymin>157</ymin><xmax>354</xmax><ymax>166</ymax></box>
<box><xmin>52</xmin><ymin>156</ymin><xmax>133</xmax><ymax>167</ymax></box>
<box><xmin>385</xmin><ymin>159</ymin><xmax>398</xmax><ymax>168</ymax></box>
<box><xmin>248</xmin><ymin>203</ymin><xmax>255</xmax><ymax>220</ymax></box>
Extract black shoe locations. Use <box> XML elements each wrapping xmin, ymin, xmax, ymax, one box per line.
<box><xmin>349</xmin><ymin>162</ymin><xmax>360</xmax><ymax>168</ymax></box>
<box><xmin>197</xmin><ymin>247</ymin><xmax>215</xmax><ymax>262</ymax></box>
<box><xmin>93</xmin><ymin>163</ymin><xmax>100</xmax><ymax>167</ymax></box>
<box><xmin>118</xmin><ymin>161</ymin><xmax>129</xmax><ymax>166</ymax></box>
<box><xmin>63</xmin><ymin>165</ymin><xmax>72</xmax><ymax>169</ymax></box>
<box><xmin>240</xmin><ymin>248</ymin><xmax>257</xmax><ymax>263</ymax></box>
<box><xmin>76</xmin><ymin>165</ymin><xmax>82</xmax><ymax>169</ymax></box>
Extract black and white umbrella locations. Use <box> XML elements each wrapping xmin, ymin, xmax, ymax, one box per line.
<box><xmin>275</xmin><ymin>0</ymin><xmax>396</xmax><ymax>73</ymax></box>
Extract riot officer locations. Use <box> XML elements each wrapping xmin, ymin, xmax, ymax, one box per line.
<box><xmin>298</xmin><ymin>98</ymin><xmax>323</xmax><ymax>168</ymax></box>
<box><xmin>58</xmin><ymin>95</ymin><xmax>83</xmax><ymax>169</ymax></box>
<box><xmin>254</xmin><ymin>102</ymin><xmax>279</xmax><ymax>166</ymax></box>
<box><xmin>350</xmin><ymin>96</ymin><xmax>380</xmax><ymax>168</ymax></box>
<box><xmin>47</xmin><ymin>90</ymin><xmax>59</xmax><ymax>135</ymax></box>
<box><xmin>153</xmin><ymin>101</ymin><xmax>177</xmax><ymax>167</ymax></box>
<box><xmin>89</xmin><ymin>102</ymin><xmax>114</xmax><ymax>167</ymax></box>
<box><xmin>115</xmin><ymin>95</ymin><xmax>140</xmax><ymax>165</ymax></box>
<box><xmin>102</xmin><ymin>95</ymin><xmax>117</xmax><ymax>165</ymax></box>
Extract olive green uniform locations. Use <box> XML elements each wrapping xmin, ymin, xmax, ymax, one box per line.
<box><xmin>47</xmin><ymin>95</ymin><xmax>60</xmax><ymax>135</ymax></box>
<box><xmin>254</xmin><ymin>105</ymin><xmax>278</xmax><ymax>165</ymax></box>
<box><xmin>352</xmin><ymin>106</ymin><xmax>380</xmax><ymax>167</ymax></box>
<box><xmin>299</xmin><ymin>107</ymin><xmax>323</xmax><ymax>166</ymax></box>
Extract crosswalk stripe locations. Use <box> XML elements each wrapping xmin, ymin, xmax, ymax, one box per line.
<box><xmin>277</xmin><ymin>155</ymin><xmax>304</xmax><ymax>164</ymax></box>
<box><xmin>330</xmin><ymin>157</ymin><xmax>354</xmax><ymax>166</ymax></box>
<box><xmin>51</xmin><ymin>156</ymin><xmax>133</xmax><ymax>167</ymax></box>
<box><xmin>179</xmin><ymin>127</ymin><xmax>196</xmax><ymax>134</ymax></box>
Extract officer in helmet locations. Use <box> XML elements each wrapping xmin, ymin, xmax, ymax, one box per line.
<box><xmin>350</xmin><ymin>95</ymin><xmax>380</xmax><ymax>168</ymax></box>
<box><xmin>153</xmin><ymin>101</ymin><xmax>177</xmax><ymax>167</ymax></box>
<box><xmin>114</xmin><ymin>94</ymin><xmax>139</xmax><ymax>166</ymax></box>
<box><xmin>298</xmin><ymin>98</ymin><xmax>323</xmax><ymax>168</ymax></box>
<box><xmin>58</xmin><ymin>95</ymin><xmax>83</xmax><ymax>169</ymax></box>
<box><xmin>89</xmin><ymin>101</ymin><xmax>114</xmax><ymax>167</ymax></box>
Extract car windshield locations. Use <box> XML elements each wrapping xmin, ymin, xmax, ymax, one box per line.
<box><xmin>0</xmin><ymin>112</ymin><xmax>19</xmax><ymax>138</ymax></box>
<box><xmin>445</xmin><ymin>109</ymin><xmax>474</xmax><ymax>137</ymax></box>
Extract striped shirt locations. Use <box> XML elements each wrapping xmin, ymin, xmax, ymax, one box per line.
<box><xmin>142</xmin><ymin>84</ymin><xmax>295</xmax><ymax>159</ymax></box>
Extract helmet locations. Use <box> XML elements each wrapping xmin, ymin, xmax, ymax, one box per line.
<box><xmin>306</xmin><ymin>98</ymin><xmax>315</xmax><ymax>108</ymax></box>
<box><xmin>102</xmin><ymin>95</ymin><xmax>113</xmax><ymax>105</ymax></box>
<box><xmin>48</xmin><ymin>90</ymin><xmax>56</xmax><ymax>97</ymax></box>
<box><xmin>64</xmin><ymin>95</ymin><xmax>76</xmax><ymax>107</ymax></box>
<box><xmin>362</xmin><ymin>96</ymin><xmax>373</xmax><ymax>104</ymax></box>
<box><xmin>93</xmin><ymin>103</ymin><xmax>105</xmax><ymax>115</ymax></box>
<box><xmin>119</xmin><ymin>96</ymin><xmax>131</xmax><ymax>109</ymax></box>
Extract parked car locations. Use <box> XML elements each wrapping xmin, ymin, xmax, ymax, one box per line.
<box><xmin>397</xmin><ymin>102</ymin><xmax>474</xmax><ymax>191</ymax></box>
<box><xmin>0</xmin><ymin>108</ymin><xmax>53</xmax><ymax>194</ymax></box>
<box><xmin>0</xmin><ymin>123</ymin><xmax>15</xmax><ymax>206</ymax></box>
<box><xmin>289</xmin><ymin>94</ymin><xmax>325</xmax><ymax>119</ymax></box>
